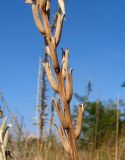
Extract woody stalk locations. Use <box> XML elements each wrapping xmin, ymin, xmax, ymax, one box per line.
<box><xmin>25</xmin><ymin>0</ymin><xmax>85</xmax><ymax>159</ymax></box>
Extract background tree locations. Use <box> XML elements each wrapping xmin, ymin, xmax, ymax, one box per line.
<box><xmin>73</xmin><ymin>84</ymin><xmax>124</xmax><ymax>149</ymax></box>
<box><xmin>40</xmin><ymin>53</ymin><xmax>48</xmax><ymax>140</ymax></box>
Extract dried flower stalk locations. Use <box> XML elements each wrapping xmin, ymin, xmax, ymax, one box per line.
<box><xmin>25</xmin><ymin>1</ymin><xmax>84</xmax><ymax>159</ymax></box>
<box><xmin>0</xmin><ymin>117</ymin><xmax>15</xmax><ymax>160</ymax></box>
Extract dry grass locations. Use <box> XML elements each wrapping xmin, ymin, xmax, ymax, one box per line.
<box><xmin>7</xmin><ymin>135</ymin><xmax>125</xmax><ymax>160</ymax></box>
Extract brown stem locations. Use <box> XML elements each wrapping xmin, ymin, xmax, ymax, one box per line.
<box><xmin>55</xmin><ymin>72</ymin><xmax>79</xmax><ymax>159</ymax></box>
<box><xmin>40</xmin><ymin>9</ymin><xmax>52</xmax><ymax>40</ymax></box>
<box><xmin>27</xmin><ymin>1</ymin><xmax>82</xmax><ymax>159</ymax></box>
<box><xmin>46</xmin><ymin>39</ymin><xmax>60</xmax><ymax>73</ymax></box>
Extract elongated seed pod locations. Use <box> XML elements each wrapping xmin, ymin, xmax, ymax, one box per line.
<box><xmin>57</xmin><ymin>0</ymin><xmax>65</xmax><ymax>15</ymax></box>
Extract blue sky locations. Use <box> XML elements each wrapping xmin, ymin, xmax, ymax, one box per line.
<box><xmin>0</xmin><ymin>0</ymin><xmax>125</xmax><ymax>133</ymax></box>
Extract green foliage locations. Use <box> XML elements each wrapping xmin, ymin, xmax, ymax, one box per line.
<box><xmin>73</xmin><ymin>81</ymin><xmax>125</xmax><ymax>149</ymax></box>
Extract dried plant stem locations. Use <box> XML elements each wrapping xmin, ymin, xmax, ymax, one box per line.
<box><xmin>25</xmin><ymin>1</ymin><xmax>84</xmax><ymax>159</ymax></box>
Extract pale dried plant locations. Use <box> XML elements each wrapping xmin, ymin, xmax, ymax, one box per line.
<box><xmin>25</xmin><ymin>0</ymin><xmax>85</xmax><ymax>159</ymax></box>
<box><xmin>0</xmin><ymin>117</ymin><xmax>15</xmax><ymax>160</ymax></box>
